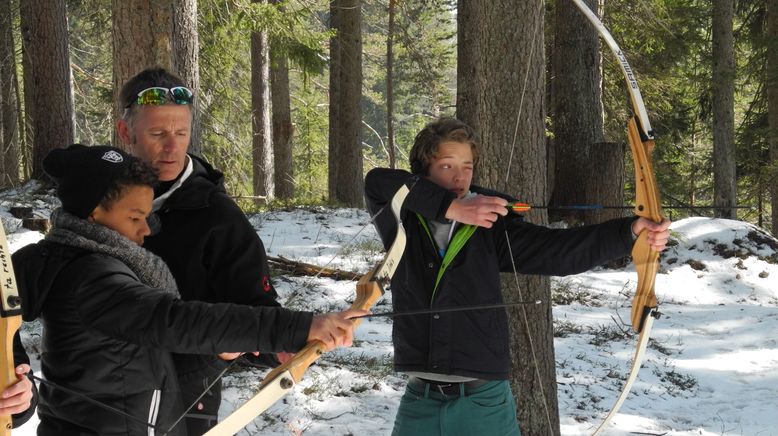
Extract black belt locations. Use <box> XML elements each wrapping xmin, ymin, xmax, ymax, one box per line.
<box><xmin>408</xmin><ymin>377</ymin><xmax>489</xmax><ymax>396</ymax></box>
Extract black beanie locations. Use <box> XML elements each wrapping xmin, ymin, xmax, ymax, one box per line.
<box><xmin>43</xmin><ymin>144</ymin><xmax>136</xmax><ymax>218</ymax></box>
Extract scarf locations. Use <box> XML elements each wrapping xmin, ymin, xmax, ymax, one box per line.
<box><xmin>45</xmin><ymin>208</ymin><xmax>178</xmax><ymax>294</ymax></box>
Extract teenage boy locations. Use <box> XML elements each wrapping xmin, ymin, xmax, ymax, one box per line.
<box><xmin>13</xmin><ymin>145</ymin><xmax>364</xmax><ymax>435</ymax></box>
<box><xmin>364</xmin><ymin>118</ymin><xmax>671</xmax><ymax>435</ymax></box>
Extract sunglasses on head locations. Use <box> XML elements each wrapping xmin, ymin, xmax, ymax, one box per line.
<box><xmin>125</xmin><ymin>86</ymin><xmax>194</xmax><ymax>108</ymax></box>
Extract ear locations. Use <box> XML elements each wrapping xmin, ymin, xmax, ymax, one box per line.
<box><xmin>88</xmin><ymin>206</ymin><xmax>103</xmax><ymax>224</ymax></box>
<box><xmin>116</xmin><ymin>118</ymin><xmax>131</xmax><ymax>145</ymax></box>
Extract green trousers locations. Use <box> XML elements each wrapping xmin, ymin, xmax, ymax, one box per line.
<box><xmin>392</xmin><ymin>380</ymin><xmax>521</xmax><ymax>436</ymax></box>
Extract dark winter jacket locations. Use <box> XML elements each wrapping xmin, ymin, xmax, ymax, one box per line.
<box><xmin>143</xmin><ymin>155</ymin><xmax>282</xmax><ymax>378</ymax></box>
<box><xmin>365</xmin><ymin>168</ymin><xmax>636</xmax><ymax>380</ymax></box>
<box><xmin>13</xmin><ymin>237</ymin><xmax>312</xmax><ymax>435</ymax></box>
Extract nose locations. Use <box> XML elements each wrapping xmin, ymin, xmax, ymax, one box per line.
<box><xmin>139</xmin><ymin>220</ymin><xmax>152</xmax><ymax>240</ymax></box>
<box><xmin>162</xmin><ymin>135</ymin><xmax>179</xmax><ymax>152</ymax></box>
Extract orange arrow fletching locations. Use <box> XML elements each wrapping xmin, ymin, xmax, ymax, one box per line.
<box><xmin>508</xmin><ymin>203</ymin><xmax>531</xmax><ymax>213</ymax></box>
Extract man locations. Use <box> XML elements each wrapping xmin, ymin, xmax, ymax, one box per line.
<box><xmin>116</xmin><ymin>67</ymin><xmax>288</xmax><ymax>434</ymax></box>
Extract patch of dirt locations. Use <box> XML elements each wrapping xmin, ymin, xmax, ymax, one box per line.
<box><xmin>685</xmin><ymin>259</ymin><xmax>706</xmax><ymax>271</ymax></box>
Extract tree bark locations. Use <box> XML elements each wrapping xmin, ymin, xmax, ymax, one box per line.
<box><xmin>269</xmin><ymin>0</ymin><xmax>294</xmax><ymax>200</ymax></box>
<box><xmin>328</xmin><ymin>0</ymin><xmax>341</xmax><ymax>200</ymax></box>
<box><xmin>251</xmin><ymin>3</ymin><xmax>274</xmax><ymax>202</ymax></box>
<box><xmin>712</xmin><ymin>0</ymin><xmax>737</xmax><ymax>219</ymax></box>
<box><xmin>457</xmin><ymin>1</ymin><xmax>560</xmax><ymax>434</ymax></box>
<box><xmin>768</xmin><ymin>0</ymin><xmax>778</xmax><ymax>234</ymax></box>
<box><xmin>20</xmin><ymin>0</ymin><xmax>74</xmax><ymax>179</ymax></box>
<box><xmin>328</xmin><ymin>0</ymin><xmax>363</xmax><ymax>206</ymax></box>
<box><xmin>386</xmin><ymin>0</ymin><xmax>396</xmax><ymax>169</ymax></box>
<box><xmin>584</xmin><ymin>141</ymin><xmax>626</xmax><ymax>223</ymax></box>
<box><xmin>172</xmin><ymin>0</ymin><xmax>201</xmax><ymax>156</ymax></box>
<box><xmin>112</xmin><ymin>0</ymin><xmax>173</xmax><ymax>148</ymax></box>
<box><xmin>550</xmin><ymin>0</ymin><xmax>605</xmax><ymax>224</ymax></box>
<box><xmin>0</xmin><ymin>0</ymin><xmax>20</xmax><ymax>186</ymax></box>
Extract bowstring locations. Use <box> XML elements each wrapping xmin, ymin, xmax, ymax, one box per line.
<box><xmin>161</xmin><ymin>358</ymin><xmax>241</xmax><ymax>435</ymax></box>
<box><xmin>501</xmin><ymin>0</ymin><xmax>554</xmax><ymax>433</ymax></box>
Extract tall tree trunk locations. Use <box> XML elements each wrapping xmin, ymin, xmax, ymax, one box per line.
<box><xmin>386</xmin><ymin>0</ymin><xmax>396</xmax><ymax>169</ymax></box>
<box><xmin>172</xmin><ymin>0</ymin><xmax>201</xmax><ymax>156</ymax></box>
<box><xmin>328</xmin><ymin>0</ymin><xmax>341</xmax><ymax>200</ymax></box>
<box><xmin>20</xmin><ymin>0</ymin><xmax>74</xmax><ymax>179</ymax></box>
<box><xmin>112</xmin><ymin>0</ymin><xmax>173</xmax><ymax>148</ymax></box>
<box><xmin>712</xmin><ymin>0</ymin><xmax>737</xmax><ymax>219</ymax></box>
<box><xmin>328</xmin><ymin>0</ymin><xmax>363</xmax><ymax>206</ymax></box>
<box><xmin>768</xmin><ymin>0</ymin><xmax>778</xmax><ymax>235</ymax></box>
<box><xmin>457</xmin><ymin>1</ymin><xmax>560</xmax><ymax>434</ymax></box>
<box><xmin>550</xmin><ymin>0</ymin><xmax>606</xmax><ymax>225</ymax></box>
<box><xmin>0</xmin><ymin>0</ymin><xmax>20</xmax><ymax>186</ymax></box>
<box><xmin>251</xmin><ymin>10</ymin><xmax>274</xmax><ymax>202</ymax></box>
<box><xmin>270</xmin><ymin>0</ymin><xmax>294</xmax><ymax>200</ymax></box>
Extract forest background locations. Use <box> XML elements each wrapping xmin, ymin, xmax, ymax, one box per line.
<box><xmin>1</xmin><ymin>0</ymin><xmax>777</xmax><ymax>434</ymax></box>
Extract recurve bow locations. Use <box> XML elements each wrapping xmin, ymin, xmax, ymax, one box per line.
<box><xmin>202</xmin><ymin>183</ymin><xmax>411</xmax><ymax>435</ymax></box>
<box><xmin>569</xmin><ymin>1</ymin><xmax>665</xmax><ymax>434</ymax></box>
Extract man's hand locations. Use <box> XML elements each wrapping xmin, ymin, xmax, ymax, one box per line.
<box><xmin>445</xmin><ymin>195</ymin><xmax>508</xmax><ymax>228</ymax></box>
<box><xmin>308</xmin><ymin>308</ymin><xmax>369</xmax><ymax>351</ymax></box>
<box><xmin>0</xmin><ymin>364</ymin><xmax>33</xmax><ymax>415</ymax></box>
<box><xmin>632</xmin><ymin>218</ymin><xmax>672</xmax><ymax>251</ymax></box>
<box><xmin>217</xmin><ymin>351</ymin><xmax>259</xmax><ymax>361</ymax></box>
<box><xmin>276</xmin><ymin>352</ymin><xmax>294</xmax><ymax>364</ymax></box>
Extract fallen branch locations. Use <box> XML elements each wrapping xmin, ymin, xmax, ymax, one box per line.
<box><xmin>267</xmin><ymin>255</ymin><xmax>361</xmax><ymax>281</ymax></box>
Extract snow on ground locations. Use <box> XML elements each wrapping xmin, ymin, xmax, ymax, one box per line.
<box><xmin>3</xmin><ymin>181</ymin><xmax>778</xmax><ymax>435</ymax></box>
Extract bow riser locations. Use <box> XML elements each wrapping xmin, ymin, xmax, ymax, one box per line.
<box><xmin>628</xmin><ymin>117</ymin><xmax>663</xmax><ymax>332</ymax></box>
<box><xmin>0</xmin><ymin>317</ymin><xmax>19</xmax><ymax>434</ymax></box>
<box><xmin>0</xmin><ymin>221</ymin><xmax>22</xmax><ymax>435</ymax></box>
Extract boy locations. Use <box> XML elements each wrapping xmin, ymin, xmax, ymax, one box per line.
<box><xmin>13</xmin><ymin>144</ymin><xmax>364</xmax><ymax>435</ymax></box>
<box><xmin>364</xmin><ymin>118</ymin><xmax>670</xmax><ymax>435</ymax></box>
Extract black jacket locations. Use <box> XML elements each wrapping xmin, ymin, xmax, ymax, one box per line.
<box><xmin>143</xmin><ymin>155</ymin><xmax>281</xmax><ymax>377</ymax></box>
<box><xmin>13</xmin><ymin>240</ymin><xmax>312</xmax><ymax>436</ymax></box>
<box><xmin>365</xmin><ymin>168</ymin><xmax>636</xmax><ymax>380</ymax></box>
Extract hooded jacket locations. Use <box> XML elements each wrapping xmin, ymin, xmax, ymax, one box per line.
<box><xmin>13</xmin><ymin>237</ymin><xmax>312</xmax><ymax>435</ymax></box>
<box><xmin>365</xmin><ymin>168</ymin><xmax>636</xmax><ymax>380</ymax></box>
<box><xmin>142</xmin><ymin>155</ymin><xmax>281</xmax><ymax>378</ymax></box>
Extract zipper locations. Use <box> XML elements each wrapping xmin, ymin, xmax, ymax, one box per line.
<box><xmin>147</xmin><ymin>389</ymin><xmax>161</xmax><ymax>436</ymax></box>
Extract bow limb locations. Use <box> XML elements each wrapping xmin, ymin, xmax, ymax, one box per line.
<box><xmin>0</xmin><ymin>222</ymin><xmax>22</xmax><ymax>435</ymax></box>
<box><xmin>569</xmin><ymin>0</ymin><xmax>664</xmax><ymax>434</ymax></box>
<box><xmin>203</xmin><ymin>184</ymin><xmax>411</xmax><ymax>436</ymax></box>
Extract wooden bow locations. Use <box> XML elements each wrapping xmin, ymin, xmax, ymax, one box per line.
<box><xmin>203</xmin><ymin>184</ymin><xmax>411</xmax><ymax>435</ymax></box>
<box><xmin>569</xmin><ymin>1</ymin><xmax>664</xmax><ymax>434</ymax></box>
<box><xmin>0</xmin><ymin>222</ymin><xmax>23</xmax><ymax>435</ymax></box>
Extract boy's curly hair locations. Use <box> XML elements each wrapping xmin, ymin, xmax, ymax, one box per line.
<box><xmin>409</xmin><ymin>118</ymin><xmax>480</xmax><ymax>175</ymax></box>
<box><xmin>99</xmin><ymin>159</ymin><xmax>159</xmax><ymax>210</ymax></box>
